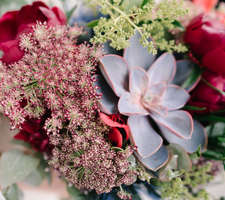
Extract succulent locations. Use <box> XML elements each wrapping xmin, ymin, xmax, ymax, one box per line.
<box><xmin>97</xmin><ymin>33</ymin><xmax>207</xmax><ymax>171</ymax></box>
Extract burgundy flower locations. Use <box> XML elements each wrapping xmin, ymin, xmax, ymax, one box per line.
<box><xmin>184</xmin><ymin>14</ymin><xmax>225</xmax><ymax>75</ymax></box>
<box><xmin>0</xmin><ymin>1</ymin><xmax>66</xmax><ymax>64</ymax></box>
<box><xmin>14</xmin><ymin>118</ymin><xmax>52</xmax><ymax>153</ymax></box>
<box><xmin>189</xmin><ymin>70</ymin><xmax>225</xmax><ymax>113</ymax></box>
<box><xmin>99</xmin><ymin>112</ymin><xmax>130</xmax><ymax>148</ymax></box>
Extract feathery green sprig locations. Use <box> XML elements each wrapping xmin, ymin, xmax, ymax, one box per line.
<box><xmin>88</xmin><ymin>0</ymin><xmax>188</xmax><ymax>54</ymax></box>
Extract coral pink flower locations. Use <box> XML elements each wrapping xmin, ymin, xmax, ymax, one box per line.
<box><xmin>0</xmin><ymin>1</ymin><xmax>66</xmax><ymax>64</ymax></box>
<box><xmin>193</xmin><ymin>0</ymin><xmax>218</xmax><ymax>13</ymax></box>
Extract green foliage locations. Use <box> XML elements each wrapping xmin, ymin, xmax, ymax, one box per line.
<box><xmin>182</xmin><ymin>64</ymin><xmax>203</xmax><ymax>90</ymax></box>
<box><xmin>65</xmin><ymin>185</ymin><xmax>86</xmax><ymax>200</ymax></box>
<box><xmin>2</xmin><ymin>184</ymin><xmax>23</xmax><ymax>200</ymax></box>
<box><xmin>0</xmin><ymin>150</ymin><xmax>40</xmax><ymax>188</ymax></box>
<box><xmin>88</xmin><ymin>0</ymin><xmax>188</xmax><ymax>54</ymax></box>
<box><xmin>203</xmin><ymin>122</ymin><xmax>225</xmax><ymax>168</ymax></box>
<box><xmin>157</xmin><ymin>161</ymin><xmax>213</xmax><ymax>200</ymax></box>
<box><xmin>24</xmin><ymin>153</ymin><xmax>52</xmax><ymax>186</ymax></box>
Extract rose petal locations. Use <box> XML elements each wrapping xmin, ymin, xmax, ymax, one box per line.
<box><xmin>129</xmin><ymin>67</ymin><xmax>149</xmax><ymax>95</ymax></box>
<box><xmin>118</xmin><ymin>92</ymin><xmax>148</xmax><ymax>116</ymax></box>
<box><xmin>52</xmin><ymin>6</ymin><xmax>67</xmax><ymax>25</ymax></box>
<box><xmin>0</xmin><ymin>40</ymin><xmax>24</xmax><ymax>64</ymax></box>
<box><xmin>108</xmin><ymin>128</ymin><xmax>123</xmax><ymax>148</ymax></box>
<box><xmin>161</xmin><ymin>85</ymin><xmax>190</xmax><ymax>111</ymax></box>
<box><xmin>0</xmin><ymin>11</ymin><xmax>18</xmax><ymax>43</ymax></box>
<box><xmin>147</xmin><ymin>53</ymin><xmax>176</xmax><ymax>86</ymax></box>
<box><xmin>17</xmin><ymin>3</ymin><xmax>47</xmax><ymax>25</ymax></box>
<box><xmin>159</xmin><ymin>120</ymin><xmax>207</xmax><ymax>153</ymax></box>
<box><xmin>39</xmin><ymin>7</ymin><xmax>61</xmax><ymax>26</ymax></box>
<box><xmin>124</xmin><ymin>32</ymin><xmax>155</xmax><ymax>70</ymax></box>
<box><xmin>128</xmin><ymin>115</ymin><xmax>163</xmax><ymax>158</ymax></box>
<box><xmin>99</xmin><ymin>55</ymin><xmax>129</xmax><ymax>97</ymax></box>
<box><xmin>202</xmin><ymin>46</ymin><xmax>225</xmax><ymax>75</ymax></box>
<box><xmin>136</xmin><ymin>146</ymin><xmax>169</xmax><ymax>171</ymax></box>
<box><xmin>151</xmin><ymin>110</ymin><xmax>193</xmax><ymax>139</ymax></box>
<box><xmin>99</xmin><ymin>112</ymin><xmax>126</xmax><ymax>128</ymax></box>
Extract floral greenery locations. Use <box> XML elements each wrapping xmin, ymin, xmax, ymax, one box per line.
<box><xmin>88</xmin><ymin>0</ymin><xmax>188</xmax><ymax>54</ymax></box>
<box><xmin>155</xmin><ymin>162</ymin><xmax>214</xmax><ymax>200</ymax></box>
<box><xmin>195</xmin><ymin>115</ymin><xmax>225</xmax><ymax>168</ymax></box>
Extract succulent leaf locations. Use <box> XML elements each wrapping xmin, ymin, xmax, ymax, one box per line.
<box><xmin>99</xmin><ymin>55</ymin><xmax>129</xmax><ymax>97</ymax></box>
<box><xmin>128</xmin><ymin>115</ymin><xmax>163</xmax><ymax>158</ymax></box>
<box><xmin>123</xmin><ymin>32</ymin><xmax>156</xmax><ymax>70</ymax></box>
<box><xmin>147</xmin><ymin>53</ymin><xmax>176</xmax><ymax>86</ymax></box>
<box><xmin>159</xmin><ymin>120</ymin><xmax>207</xmax><ymax>153</ymax></box>
<box><xmin>129</xmin><ymin>67</ymin><xmax>149</xmax><ymax>95</ymax></box>
<box><xmin>152</xmin><ymin>110</ymin><xmax>193</xmax><ymax>139</ymax></box>
<box><xmin>173</xmin><ymin>59</ymin><xmax>201</xmax><ymax>92</ymax></box>
<box><xmin>161</xmin><ymin>85</ymin><xmax>190</xmax><ymax>111</ymax></box>
<box><xmin>118</xmin><ymin>92</ymin><xmax>148</xmax><ymax>116</ymax></box>
<box><xmin>136</xmin><ymin>146</ymin><xmax>169</xmax><ymax>171</ymax></box>
<box><xmin>95</xmin><ymin>75</ymin><xmax>119</xmax><ymax>114</ymax></box>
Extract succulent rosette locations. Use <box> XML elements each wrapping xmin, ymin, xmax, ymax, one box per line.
<box><xmin>98</xmin><ymin>33</ymin><xmax>207</xmax><ymax>171</ymax></box>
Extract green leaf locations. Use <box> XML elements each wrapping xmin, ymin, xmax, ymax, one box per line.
<box><xmin>67</xmin><ymin>185</ymin><xmax>85</xmax><ymax>200</ymax></box>
<box><xmin>182</xmin><ymin>65</ymin><xmax>203</xmax><ymax>90</ymax></box>
<box><xmin>11</xmin><ymin>139</ymin><xmax>31</xmax><ymax>149</ymax></box>
<box><xmin>2</xmin><ymin>184</ymin><xmax>23</xmax><ymax>200</ymax></box>
<box><xmin>172</xmin><ymin>20</ymin><xmax>184</xmax><ymax>31</ymax></box>
<box><xmin>87</xmin><ymin>19</ymin><xmax>100</xmax><ymax>28</ymax></box>
<box><xmin>168</xmin><ymin>144</ymin><xmax>192</xmax><ymax>171</ymax></box>
<box><xmin>203</xmin><ymin>150</ymin><xmax>225</xmax><ymax>161</ymax></box>
<box><xmin>190</xmin><ymin>146</ymin><xmax>201</xmax><ymax>160</ymax></box>
<box><xmin>183</xmin><ymin>105</ymin><xmax>206</xmax><ymax>111</ymax></box>
<box><xmin>141</xmin><ymin>0</ymin><xmax>151</xmax><ymax>8</ymax></box>
<box><xmin>0</xmin><ymin>150</ymin><xmax>40</xmax><ymax>188</ymax></box>
<box><xmin>195</xmin><ymin>115</ymin><xmax>225</xmax><ymax>123</ymax></box>
<box><xmin>66</xmin><ymin>5</ymin><xmax>77</xmax><ymax>22</ymax></box>
<box><xmin>23</xmin><ymin>169</ymin><xmax>43</xmax><ymax>186</ymax></box>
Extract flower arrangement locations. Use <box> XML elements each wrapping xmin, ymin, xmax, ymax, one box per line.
<box><xmin>0</xmin><ymin>0</ymin><xmax>224</xmax><ymax>200</ymax></box>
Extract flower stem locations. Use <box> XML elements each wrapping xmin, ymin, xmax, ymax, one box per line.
<box><xmin>201</xmin><ymin>78</ymin><xmax>225</xmax><ymax>97</ymax></box>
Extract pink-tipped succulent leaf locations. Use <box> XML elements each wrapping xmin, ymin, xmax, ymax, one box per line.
<box><xmin>99</xmin><ymin>32</ymin><xmax>207</xmax><ymax>171</ymax></box>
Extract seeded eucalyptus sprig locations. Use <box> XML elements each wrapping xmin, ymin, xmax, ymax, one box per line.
<box><xmin>88</xmin><ymin>0</ymin><xmax>188</xmax><ymax>54</ymax></box>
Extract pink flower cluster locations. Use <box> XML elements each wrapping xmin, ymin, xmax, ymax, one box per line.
<box><xmin>49</xmin><ymin>126</ymin><xmax>136</xmax><ymax>194</ymax></box>
<box><xmin>0</xmin><ymin>23</ymin><xmax>100</xmax><ymax>132</ymax></box>
<box><xmin>0</xmin><ymin>23</ymin><xmax>136</xmax><ymax>195</ymax></box>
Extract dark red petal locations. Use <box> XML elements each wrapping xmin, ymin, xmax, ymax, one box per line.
<box><xmin>39</xmin><ymin>7</ymin><xmax>61</xmax><ymax>26</ymax></box>
<box><xmin>0</xmin><ymin>40</ymin><xmax>24</xmax><ymax>64</ymax></box>
<box><xmin>202</xmin><ymin>47</ymin><xmax>225</xmax><ymax>75</ymax></box>
<box><xmin>108</xmin><ymin>128</ymin><xmax>123</xmax><ymax>148</ymax></box>
<box><xmin>0</xmin><ymin>11</ymin><xmax>18</xmax><ymax>43</ymax></box>
<box><xmin>123</xmin><ymin>125</ymin><xmax>130</xmax><ymax>141</ymax></box>
<box><xmin>16</xmin><ymin>4</ymin><xmax>47</xmax><ymax>26</ymax></box>
<box><xmin>14</xmin><ymin>131</ymin><xmax>29</xmax><ymax>141</ymax></box>
<box><xmin>32</xmin><ymin>1</ymin><xmax>49</xmax><ymax>9</ymax></box>
<box><xmin>52</xmin><ymin>6</ymin><xmax>67</xmax><ymax>25</ymax></box>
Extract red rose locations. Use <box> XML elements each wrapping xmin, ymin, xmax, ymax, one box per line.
<box><xmin>99</xmin><ymin>112</ymin><xmax>130</xmax><ymax>148</ymax></box>
<box><xmin>189</xmin><ymin>70</ymin><xmax>225</xmax><ymax>113</ymax></box>
<box><xmin>0</xmin><ymin>1</ymin><xmax>66</xmax><ymax>64</ymax></box>
<box><xmin>14</xmin><ymin>118</ymin><xmax>52</xmax><ymax>153</ymax></box>
<box><xmin>184</xmin><ymin>14</ymin><xmax>225</xmax><ymax>75</ymax></box>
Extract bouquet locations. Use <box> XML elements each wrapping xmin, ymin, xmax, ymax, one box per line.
<box><xmin>0</xmin><ymin>0</ymin><xmax>224</xmax><ymax>199</ymax></box>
